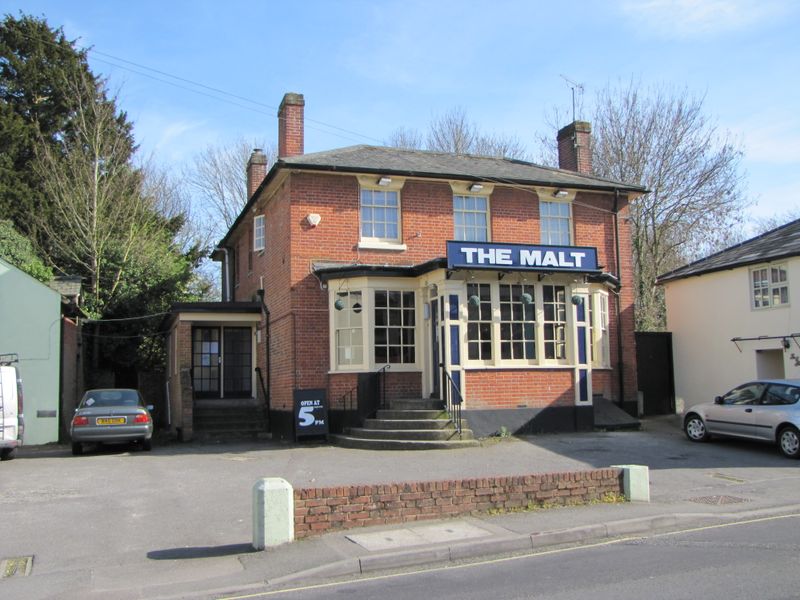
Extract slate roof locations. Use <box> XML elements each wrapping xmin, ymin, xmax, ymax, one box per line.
<box><xmin>280</xmin><ymin>145</ymin><xmax>647</xmax><ymax>193</ymax></box>
<box><xmin>657</xmin><ymin>218</ymin><xmax>800</xmax><ymax>284</ymax></box>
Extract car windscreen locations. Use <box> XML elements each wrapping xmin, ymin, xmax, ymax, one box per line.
<box><xmin>80</xmin><ymin>390</ymin><xmax>141</xmax><ymax>408</ymax></box>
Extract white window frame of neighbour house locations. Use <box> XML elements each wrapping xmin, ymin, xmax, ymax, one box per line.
<box><xmin>453</xmin><ymin>195</ymin><xmax>490</xmax><ymax>242</ymax></box>
<box><xmin>751</xmin><ymin>263</ymin><xmax>789</xmax><ymax>309</ymax></box>
<box><xmin>253</xmin><ymin>214</ymin><xmax>265</xmax><ymax>252</ymax></box>
<box><xmin>540</xmin><ymin>200</ymin><xmax>572</xmax><ymax>245</ymax></box>
<box><xmin>329</xmin><ymin>280</ymin><xmax>420</xmax><ymax>372</ymax></box>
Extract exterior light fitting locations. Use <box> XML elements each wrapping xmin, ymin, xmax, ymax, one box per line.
<box><xmin>377</xmin><ymin>176</ymin><xmax>392</xmax><ymax>186</ymax></box>
<box><xmin>334</xmin><ymin>298</ymin><xmax>345</xmax><ymax>311</ymax></box>
<box><xmin>520</xmin><ymin>292</ymin><xmax>533</xmax><ymax>306</ymax></box>
<box><xmin>554</xmin><ymin>189</ymin><xmax>569</xmax><ymax>198</ymax></box>
<box><xmin>468</xmin><ymin>295</ymin><xmax>481</xmax><ymax>307</ymax></box>
<box><xmin>468</xmin><ymin>183</ymin><xmax>484</xmax><ymax>193</ymax></box>
<box><xmin>306</xmin><ymin>213</ymin><xmax>321</xmax><ymax>227</ymax></box>
<box><xmin>571</xmin><ymin>295</ymin><xmax>583</xmax><ymax>306</ymax></box>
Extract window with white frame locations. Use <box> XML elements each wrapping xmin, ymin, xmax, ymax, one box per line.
<box><xmin>588</xmin><ymin>292</ymin><xmax>610</xmax><ymax>368</ymax></box>
<box><xmin>334</xmin><ymin>291</ymin><xmax>363</xmax><ymax>367</ymax></box>
<box><xmin>467</xmin><ymin>283</ymin><xmax>493</xmax><ymax>361</ymax></box>
<box><xmin>374</xmin><ymin>290</ymin><xmax>416</xmax><ymax>364</ymax></box>
<box><xmin>499</xmin><ymin>284</ymin><xmax>536</xmax><ymax>360</ymax></box>
<box><xmin>453</xmin><ymin>195</ymin><xmax>489</xmax><ymax>242</ymax></box>
<box><xmin>542</xmin><ymin>285</ymin><xmax>567</xmax><ymax>360</ymax></box>
<box><xmin>361</xmin><ymin>189</ymin><xmax>400</xmax><ymax>242</ymax></box>
<box><xmin>253</xmin><ymin>215</ymin><xmax>265</xmax><ymax>251</ymax></box>
<box><xmin>540</xmin><ymin>200</ymin><xmax>572</xmax><ymax>245</ymax></box>
<box><xmin>751</xmin><ymin>264</ymin><xmax>789</xmax><ymax>309</ymax></box>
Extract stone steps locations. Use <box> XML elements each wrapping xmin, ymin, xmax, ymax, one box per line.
<box><xmin>333</xmin><ymin>398</ymin><xmax>477</xmax><ymax>450</ymax></box>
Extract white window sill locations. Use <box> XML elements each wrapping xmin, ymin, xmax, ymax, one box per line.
<box><xmin>357</xmin><ymin>241</ymin><xmax>407</xmax><ymax>251</ymax></box>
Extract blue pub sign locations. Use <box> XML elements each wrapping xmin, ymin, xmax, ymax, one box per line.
<box><xmin>446</xmin><ymin>241</ymin><xmax>599</xmax><ymax>273</ymax></box>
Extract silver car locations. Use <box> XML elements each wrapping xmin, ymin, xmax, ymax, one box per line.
<box><xmin>683</xmin><ymin>379</ymin><xmax>800</xmax><ymax>458</ymax></box>
<box><xmin>70</xmin><ymin>389</ymin><xmax>154</xmax><ymax>455</ymax></box>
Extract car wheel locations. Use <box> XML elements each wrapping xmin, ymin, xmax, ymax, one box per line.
<box><xmin>0</xmin><ymin>447</ymin><xmax>16</xmax><ymax>461</ymax></box>
<box><xmin>142</xmin><ymin>438</ymin><xmax>152</xmax><ymax>452</ymax></box>
<box><xmin>684</xmin><ymin>414</ymin><xmax>710</xmax><ymax>442</ymax></box>
<box><xmin>778</xmin><ymin>426</ymin><xmax>800</xmax><ymax>458</ymax></box>
<box><xmin>71</xmin><ymin>442</ymin><xmax>83</xmax><ymax>456</ymax></box>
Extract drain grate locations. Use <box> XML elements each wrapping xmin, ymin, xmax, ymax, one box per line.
<box><xmin>689</xmin><ymin>495</ymin><xmax>750</xmax><ymax>505</ymax></box>
<box><xmin>1</xmin><ymin>556</ymin><xmax>33</xmax><ymax>578</ymax></box>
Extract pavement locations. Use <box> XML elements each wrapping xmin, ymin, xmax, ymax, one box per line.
<box><xmin>3</xmin><ymin>414</ymin><xmax>800</xmax><ymax>600</ymax></box>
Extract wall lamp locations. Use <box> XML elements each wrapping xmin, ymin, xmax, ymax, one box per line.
<box><xmin>377</xmin><ymin>176</ymin><xmax>392</xmax><ymax>186</ymax></box>
<box><xmin>306</xmin><ymin>213</ymin><xmax>321</xmax><ymax>227</ymax></box>
<box><xmin>553</xmin><ymin>189</ymin><xmax>569</xmax><ymax>198</ymax></box>
<box><xmin>468</xmin><ymin>183</ymin><xmax>484</xmax><ymax>193</ymax></box>
<box><xmin>520</xmin><ymin>292</ymin><xmax>533</xmax><ymax>306</ymax></box>
<box><xmin>468</xmin><ymin>295</ymin><xmax>481</xmax><ymax>307</ymax></box>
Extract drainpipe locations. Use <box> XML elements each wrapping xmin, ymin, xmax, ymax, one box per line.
<box><xmin>217</xmin><ymin>247</ymin><xmax>231</xmax><ymax>301</ymax></box>
<box><xmin>256</xmin><ymin>289</ymin><xmax>271</xmax><ymax>417</ymax></box>
<box><xmin>613</xmin><ymin>189</ymin><xmax>626</xmax><ymax>409</ymax></box>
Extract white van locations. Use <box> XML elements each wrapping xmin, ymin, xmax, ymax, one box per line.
<box><xmin>0</xmin><ymin>358</ymin><xmax>24</xmax><ymax>461</ymax></box>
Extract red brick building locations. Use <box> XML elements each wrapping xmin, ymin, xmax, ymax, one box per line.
<box><xmin>166</xmin><ymin>92</ymin><xmax>644</xmax><ymax>442</ymax></box>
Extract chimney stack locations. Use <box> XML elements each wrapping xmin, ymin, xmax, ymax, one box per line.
<box><xmin>246</xmin><ymin>148</ymin><xmax>268</xmax><ymax>200</ymax></box>
<box><xmin>557</xmin><ymin>121</ymin><xmax>592</xmax><ymax>175</ymax></box>
<box><xmin>278</xmin><ymin>92</ymin><xmax>305</xmax><ymax>158</ymax></box>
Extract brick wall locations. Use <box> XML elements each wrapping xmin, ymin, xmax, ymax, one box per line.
<box><xmin>465</xmin><ymin>369</ymin><xmax>574</xmax><ymax>409</ymax></box>
<box><xmin>293</xmin><ymin>468</ymin><xmax>623</xmax><ymax>539</ymax></box>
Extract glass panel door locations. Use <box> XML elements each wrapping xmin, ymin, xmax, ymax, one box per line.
<box><xmin>223</xmin><ymin>327</ymin><xmax>252</xmax><ymax>398</ymax></box>
<box><xmin>192</xmin><ymin>327</ymin><xmax>220</xmax><ymax>399</ymax></box>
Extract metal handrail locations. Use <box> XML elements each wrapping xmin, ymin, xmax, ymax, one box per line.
<box><xmin>440</xmin><ymin>367</ymin><xmax>464</xmax><ymax>438</ymax></box>
<box><xmin>376</xmin><ymin>364</ymin><xmax>391</xmax><ymax>410</ymax></box>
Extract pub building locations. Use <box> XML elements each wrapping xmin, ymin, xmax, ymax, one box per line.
<box><xmin>166</xmin><ymin>93</ymin><xmax>645</xmax><ymax>443</ymax></box>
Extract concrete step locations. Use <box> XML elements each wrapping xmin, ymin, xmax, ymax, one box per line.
<box><xmin>363</xmin><ymin>418</ymin><xmax>467</xmax><ymax>430</ymax></box>
<box><xmin>345</xmin><ymin>427</ymin><xmax>475</xmax><ymax>441</ymax></box>
<box><xmin>388</xmin><ymin>399</ymin><xmax>445</xmax><ymax>410</ymax></box>
<box><xmin>330</xmin><ymin>434</ymin><xmax>480</xmax><ymax>451</ymax></box>
<box><xmin>376</xmin><ymin>409</ymin><xmax>446</xmax><ymax>420</ymax></box>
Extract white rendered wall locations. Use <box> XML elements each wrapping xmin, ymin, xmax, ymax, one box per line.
<box><xmin>664</xmin><ymin>257</ymin><xmax>800</xmax><ymax>412</ymax></box>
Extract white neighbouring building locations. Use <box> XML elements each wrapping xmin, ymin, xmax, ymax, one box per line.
<box><xmin>658</xmin><ymin>218</ymin><xmax>800</xmax><ymax>411</ymax></box>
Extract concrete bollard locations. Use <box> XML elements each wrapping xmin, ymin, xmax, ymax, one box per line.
<box><xmin>252</xmin><ymin>477</ymin><xmax>295</xmax><ymax>550</ymax></box>
<box><xmin>611</xmin><ymin>464</ymin><xmax>650</xmax><ymax>503</ymax></box>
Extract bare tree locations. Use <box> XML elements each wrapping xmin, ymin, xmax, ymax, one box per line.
<box><xmin>590</xmin><ymin>81</ymin><xmax>748</xmax><ymax>330</ymax></box>
<box><xmin>385</xmin><ymin>126</ymin><xmax>424</xmax><ymax>150</ymax></box>
<box><xmin>386</xmin><ymin>107</ymin><xmax>528</xmax><ymax>159</ymax></box>
<box><xmin>32</xmin><ymin>73</ymin><xmax>169</xmax><ymax>312</ymax></box>
<box><xmin>187</xmin><ymin>138</ymin><xmax>276</xmax><ymax>242</ymax></box>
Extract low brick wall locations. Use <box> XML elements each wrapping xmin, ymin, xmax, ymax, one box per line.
<box><xmin>294</xmin><ymin>468</ymin><xmax>623</xmax><ymax>539</ymax></box>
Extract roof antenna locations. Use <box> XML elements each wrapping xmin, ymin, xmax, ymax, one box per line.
<box><xmin>560</xmin><ymin>75</ymin><xmax>584</xmax><ymax>122</ymax></box>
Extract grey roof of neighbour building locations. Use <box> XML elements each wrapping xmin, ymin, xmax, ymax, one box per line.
<box><xmin>281</xmin><ymin>145</ymin><xmax>647</xmax><ymax>193</ymax></box>
<box><xmin>657</xmin><ymin>218</ymin><xmax>800</xmax><ymax>284</ymax></box>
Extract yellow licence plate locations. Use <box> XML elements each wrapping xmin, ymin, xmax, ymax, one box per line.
<box><xmin>96</xmin><ymin>417</ymin><xmax>126</xmax><ymax>425</ymax></box>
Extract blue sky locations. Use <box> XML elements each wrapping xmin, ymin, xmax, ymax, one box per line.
<box><xmin>11</xmin><ymin>0</ymin><xmax>800</xmax><ymax>222</ymax></box>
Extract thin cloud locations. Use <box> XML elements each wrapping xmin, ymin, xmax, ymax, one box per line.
<box><xmin>734</xmin><ymin>115</ymin><xmax>800</xmax><ymax>164</ymax></box>
<box><xmin>618</xmin><ymin>0</ymin><xmax>790</xmax><ymax>38</ymax></box>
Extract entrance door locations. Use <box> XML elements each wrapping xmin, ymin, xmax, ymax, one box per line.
<box><xmin>223</xmin><ymin>327</ymin><xmax>252</xmax><ymax>398</ymax></box>
<box><xmin>192</xmin><ymin>327</ymin><xmax>220</xmax><ymax>398</ymax></box>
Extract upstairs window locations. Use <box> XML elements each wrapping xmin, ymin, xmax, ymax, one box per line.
<box><xmin>540</xmin><ymin>200</ymin><xmax>572</xmax><ymax>245</ymax></box>
<box><xmin>253</xmin><ymin>215</ymin><xmax>265</xmax><ymax>251</ymax></box>
<box><xmin>361</xmin><ymin>189</ymin><xmax>400</xmax><ymax>243</ymax></box>
<box><xmin>751</xmin><ymin>264</ymin><xmax>789</xmax><ymax>309</ymax></box>
<box><xmin>453</xmin><ymin>195</ymin><xmax>489</xmax><ymax>242</ymax></box>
